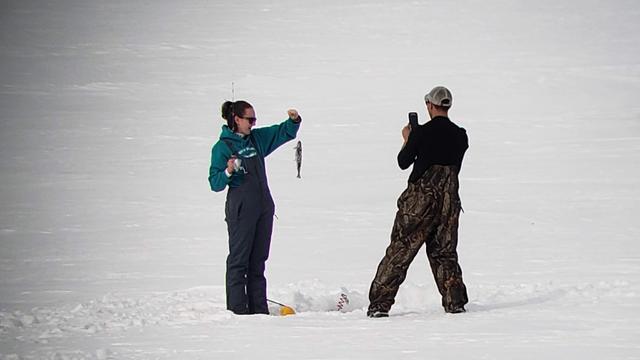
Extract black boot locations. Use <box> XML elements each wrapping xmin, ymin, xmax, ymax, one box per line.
<box><xmin>445</xmin><ymin>305</ymin><xmax>466</xmax><ymax>314</ymax></box>
<box><xmin>367</xmin><ymin>308</ymin><xmax>389</xmax><ymax>318</ymax></box>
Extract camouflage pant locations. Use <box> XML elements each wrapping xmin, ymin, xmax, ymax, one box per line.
<box><xmin>368</xmin><ymin>165</ymin><xmax>468</xmax><ymax>313</ymax></box>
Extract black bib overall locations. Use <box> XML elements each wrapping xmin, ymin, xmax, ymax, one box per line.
<box><xmin>224</xmin><ymin>137</ymin><xmax>275</xmax><ymax>314</ymax></box>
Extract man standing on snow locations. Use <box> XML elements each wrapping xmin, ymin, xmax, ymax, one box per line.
<box><xmin>367</xmin><ymin>86</ymin><xmax>469</xmax><ymax>317</ymax></box>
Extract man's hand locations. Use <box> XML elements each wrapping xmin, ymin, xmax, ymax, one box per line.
<box><xmin>402</xmin><ymin>124</ymin><xmax>411</xmax><ymax>143</ymax></box>
<box><xmin>287</xmin><ymin>109</ymin><xmax>300</xmax><ymax>121</ymax></box>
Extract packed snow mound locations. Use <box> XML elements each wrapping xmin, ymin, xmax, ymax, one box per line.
<box><xmin>1</xmin><ymin>279</ymin><xmax>633</xmax><ymax>337</ymax></box>
<box><xmin>268</xmin><ymin>280</ymin><xmax>367</xmax><ymax>314</ymax></box>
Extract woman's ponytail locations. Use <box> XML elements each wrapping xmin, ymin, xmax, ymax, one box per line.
<box><xmin>221</xmin><ymin>101</ymin><xmax>235</xmax><ymax>130</ymax></box>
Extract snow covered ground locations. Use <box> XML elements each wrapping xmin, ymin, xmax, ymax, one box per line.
<box><xmin>1</xmin><ymin>0</ymin><xmax>639</xmax><ymax>359</ymax></box>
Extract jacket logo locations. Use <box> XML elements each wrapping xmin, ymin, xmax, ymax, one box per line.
<box><xmin>238</xmin><ymin>146</ymin><xmax>258</xmax><ymax>159</ymax></box>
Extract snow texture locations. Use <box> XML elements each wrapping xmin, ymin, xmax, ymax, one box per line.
<box><xmin>1</xmin><ymin>0</ymin><xmax>639</xmax><ymax>359</ymax></box>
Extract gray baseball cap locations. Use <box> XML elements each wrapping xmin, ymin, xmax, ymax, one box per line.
<box><xmin>424</xmin><ymin>86</ymin><xmax>453</xmax><ymax>107</ymax></box>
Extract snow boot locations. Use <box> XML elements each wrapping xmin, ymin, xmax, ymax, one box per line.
<box><xmin>445</xmin><ymin>305</ymin><xmax>466</xmax><ymax>314</ymax></box>
<box><xmin>367</xmin><ymin>310</ymin><xmax>389</xmax><ymax>318</ymax></box>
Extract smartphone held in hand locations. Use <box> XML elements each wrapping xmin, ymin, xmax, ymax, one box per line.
<box><xmin>408</xmin><ymin>112</ymin><xmax>418</xmax><ymax>129</ymax></box>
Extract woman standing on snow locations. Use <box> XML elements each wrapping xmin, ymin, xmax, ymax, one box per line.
<box><xmin>209</xmin><ymin>100</ymin><xmax>302</xmax><ymax>315</ymax></box>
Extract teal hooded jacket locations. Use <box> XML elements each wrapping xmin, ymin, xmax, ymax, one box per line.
<box><xmin>208</xmin><ymin>118</ymin><xmax>300</xmax><ymax>192</ymax></box>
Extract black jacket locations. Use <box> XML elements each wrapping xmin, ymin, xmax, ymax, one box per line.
<box><xmin>398</xmin><ymin>116</ymin><xmax>468</xmax><ymax>183</ymax></box>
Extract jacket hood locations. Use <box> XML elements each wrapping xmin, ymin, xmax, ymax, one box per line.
<box><xmin>219</xmin><ymin>125</ymin><xmax>248</xmax><ymax>143</ymax></box>
<box><xmin>219</xmin><ymin>125</ymin><xmax>258</xmax><ymax>158</ymax></box>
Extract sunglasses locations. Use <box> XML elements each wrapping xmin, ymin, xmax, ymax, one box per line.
<box><xmin>239</xmin><ymin>116</ymin><xmax>257</xmax><ymax>124</ymax></box>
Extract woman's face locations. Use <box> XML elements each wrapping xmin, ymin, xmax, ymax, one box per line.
<box><xmin>234</xmin><ymin>107</ymin><xmax>256</xmax><ymax>135</ymax></box>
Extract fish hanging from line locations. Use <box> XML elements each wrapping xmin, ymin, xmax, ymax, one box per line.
<box><xmin>294</xmin><ymin>140</ymin><xmax>302</xmax><ymax>178</ymax></box>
